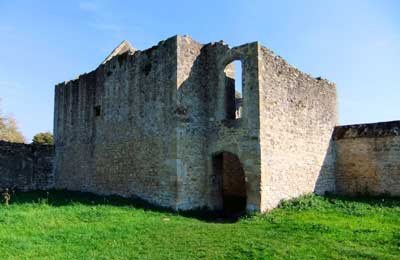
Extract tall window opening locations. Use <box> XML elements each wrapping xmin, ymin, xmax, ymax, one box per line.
<box><xmin>224</xmin><ymin>60</ymin><xmax>243</xmax><ymax>120</ymax></box>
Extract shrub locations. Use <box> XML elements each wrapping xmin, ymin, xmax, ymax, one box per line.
<box><xmin>32</xmin><ymin>132</ymin><xmax>53</xmax><ymax>145</ymax></box>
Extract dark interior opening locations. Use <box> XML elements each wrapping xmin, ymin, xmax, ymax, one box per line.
<box><xmin>94</xmin><ymin>105</ymin><xmax>101</xmax><ymax>117</ymax></box>
<box><xmin>213</xmin><ymin>152</ymin><xmax>247</xmax><ymax>218</ymax></box>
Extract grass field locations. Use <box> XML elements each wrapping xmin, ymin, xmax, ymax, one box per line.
<box><xmin>0</xmin><ymin>191</ymin><xmax>399</xmax><ymax>260</ymax></box>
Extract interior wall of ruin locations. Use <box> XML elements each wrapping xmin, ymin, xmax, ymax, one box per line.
<box><xmin>173</xmin><ymin>37</ymin><xmax>263</xmax><ymax>211</ymax></box>
<box><xmin>204</xmin><ymin>42</ymin><xmax>263</xmax><ymax>212</ymax></box>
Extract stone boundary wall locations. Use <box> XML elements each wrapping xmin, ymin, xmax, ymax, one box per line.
<box><xmin>334</xmin><ymin>121</ymin><xmax>400</xmax><ymax>196</ymax></box>
<box><xmin>0</xmin><ymin>141</ymin><xmax>54</xmax><ymax>191</ymax></box>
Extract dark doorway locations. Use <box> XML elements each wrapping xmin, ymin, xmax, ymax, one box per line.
<box><xmin>213</xmin><ymin>152</ymin><xmax>247</xmax><ymax>218</ymax></box>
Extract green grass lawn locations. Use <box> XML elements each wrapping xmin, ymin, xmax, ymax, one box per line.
<box><xmin>0</xmin><ymin>191</ymin><xmax>398</xmax><ymax>260</ymax></box>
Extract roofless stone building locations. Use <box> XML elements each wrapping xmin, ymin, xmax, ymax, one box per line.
<box><xmin>1</xmin><ymin>35</ymin><xmax>398</xmax><ymax>214</ymax></box>
<box><xmin>53</xmin><ymin>35</ymin><xmax>337</xmax><ymax>212</ymax></box>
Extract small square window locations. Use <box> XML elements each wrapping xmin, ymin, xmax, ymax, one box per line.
<box><xmin>94</xmin><ymin>106</ymin><xmax>101</xmax><ymax>117</ymax></box>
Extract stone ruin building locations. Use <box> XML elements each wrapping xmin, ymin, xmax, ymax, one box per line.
<box><xmin>1</xmin><ymin>35</ymin><xmax>399</xmax><ymax>214</ymax></box>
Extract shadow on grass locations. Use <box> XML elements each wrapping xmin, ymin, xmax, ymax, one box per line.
<box><xmin>3</xmin><ymin>190</ymin><xmax>399</xmax><ymax>222</ymax></box>
<box><xmin>2</xmin><ymin>190</ymin><xmax>244</xmax><ymax>223</ymax></box>
<box><xmin>277</xmin><ymin>192</ymin><xmax>400</xmax><ymax>213</ymax></box>
<box><xmin>323</xmin><ymin>193</ymin><xmax>400</xmax><ymax>208</ymax></box>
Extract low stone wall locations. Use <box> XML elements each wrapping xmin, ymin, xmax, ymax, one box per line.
<box><xmin>0</xmin><ymin>141</ymin><xmax>54</xmax><ymax>191</ymax></box>
<box><xmin>334</xmin><ymin>121</ymin><xmax>400</xmax><ymax>196</ymax></box>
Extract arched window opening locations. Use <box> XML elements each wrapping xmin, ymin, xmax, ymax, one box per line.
<box><xmin>212</xmin><ymin>152</ymin><xmax>247</xmax><ymax>218</ymax></box>
<box><xmin>223</xmin><ymin>60</ymin><xmax>243</xmax><ymax>120</ymax></box>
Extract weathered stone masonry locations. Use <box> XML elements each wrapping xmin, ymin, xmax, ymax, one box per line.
<box><xmin>54</xmin><ymin>37</ymin><xmax>178</xmax><ymax>207</ymax></box>
<box><xmin>1</xmin><ymin>35</ymin><xmax>398</xmax><ymax>212</ymax></box>
<box><xmin>51</xmin><ymin>35</ymin><xmax>400</xmax><ymax>212</ymax></box>
<box><xmin>53</xmin><ymin>35</ymin><xmax>340</xmax><ymax>212</ymax></box>
<box><xmin>0</xmin><ymin>141</ymin><xmax>53</xmax><ymax>191</ymax></box>
<box><xmin>334</xmin><ymin>121</ymin><xmax>400</xmax><ymax>197</ymax></box>
<box><xmin>258</xmin><ymin>46</ymin><xmax>338</xmax><ymax>209</ymax></box>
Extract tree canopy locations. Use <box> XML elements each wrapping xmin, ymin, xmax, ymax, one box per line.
<box><xmin>32</xmin><ymin>132</ymin><xmax>53</xmax><ymax>145</ymax></box>
<box><xmin>0</xmin><ymin>99</ymin><xmax>25</xmax><ymax>143</ymax></box>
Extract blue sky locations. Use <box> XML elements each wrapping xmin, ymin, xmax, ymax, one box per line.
<box><xmin>0</xmin><ymin>0</ymin><xmax>399</xmax><ymax>141</ymax></box>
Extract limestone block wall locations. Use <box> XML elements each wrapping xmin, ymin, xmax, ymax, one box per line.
<box><xmin>0</xmin><ymin>141</ymin><xmax>53</xmax><ymax>191</ymax></box>
<box><xmin>334</xmin><ymin>121</ymin><xmax>400</xmax><ymax>196</ymax></box>
<box><xmin>54</xmin><ymin>36</ymin><xmax>180</xmax><ymax>208</ymax></box>
<box><xmin>258</xmin><ymin>45</ymin><xmax>338</xmax><ymax>211</ymax></box>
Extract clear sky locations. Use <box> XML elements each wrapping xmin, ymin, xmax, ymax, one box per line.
<box><xmin>0</xmin><ymin>0</ymin><xmax>399</xmax><ymax>142</ymax></box>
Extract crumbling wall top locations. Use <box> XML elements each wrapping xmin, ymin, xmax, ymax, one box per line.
<box><xmin>259</xmin><ymin>45</ymin><xmax>334</xmax><ymax>85</ymax></box>
<box><xmin>101</xmin><ymin>40</ymin><xmax>135</xmax><ymax>65</ymax></box>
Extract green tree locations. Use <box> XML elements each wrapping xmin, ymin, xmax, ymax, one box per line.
<box><xmin>32</xmin><ymin>132</ymin><xmax>53</xmax><ymax>145</ymax></box>
<box><xmin>0</xmin><ymin>98</ymin><xmax>25</xmax><ymax>143</ymax></box>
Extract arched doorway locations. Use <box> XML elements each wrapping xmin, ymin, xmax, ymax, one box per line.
<box><xmin>213</xmin><ymin>152</ymin><xmax>247</xmax><ymax>217</ymax></box>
